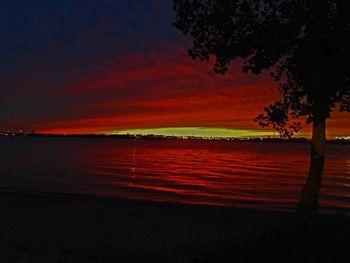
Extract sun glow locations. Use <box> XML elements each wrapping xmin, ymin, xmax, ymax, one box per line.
<box><xmin>108</xmin><ymin>127</ymin><xmax>274</xmax><ymax>138</ymax></box>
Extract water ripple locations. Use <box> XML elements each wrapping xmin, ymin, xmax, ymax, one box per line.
<box><xmin>0</xmin><ymin>137</ymin><xmax>349</xmax><ymax>213</ymax></box>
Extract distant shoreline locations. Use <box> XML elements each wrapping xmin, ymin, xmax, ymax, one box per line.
<box><xmin>1</xmin><ymin>133</ymin><xmax>350</xmax><ymax>144</ymax></box>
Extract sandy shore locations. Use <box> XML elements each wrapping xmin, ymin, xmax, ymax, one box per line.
<box><xmin>0</xmin><ymin>191</ymin><xmax>349</xmax><ymax>262</ymax></box>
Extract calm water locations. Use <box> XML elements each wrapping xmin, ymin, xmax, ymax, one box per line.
<box><xmin>1</xmin><ymin>137</ymin><xmax>349</xmax><ymax>213</ymax></box>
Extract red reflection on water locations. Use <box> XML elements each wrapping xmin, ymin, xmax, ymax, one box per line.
<box><xmin>88</xmin><ymin>140</ymin><xmax>350</xmax><ymax>212</ymax></box>
<box><xmin>1</xmin><ymin>137</ymin><xmax>350</xmax><ymax>213</ymax></box>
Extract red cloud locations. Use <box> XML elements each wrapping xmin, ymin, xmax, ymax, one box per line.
<box><xmin>30</xmin><ymin>44</ymin><xmax>349</xmax><ymax>137</ymax></box>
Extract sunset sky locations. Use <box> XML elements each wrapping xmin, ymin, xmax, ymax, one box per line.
<box><xmin>1</xmin><ymin>0</ymin><xmax>349</xmax><ymax>138</ymax></box>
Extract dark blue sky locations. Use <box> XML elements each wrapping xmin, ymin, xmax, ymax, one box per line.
<box><xmin>1</xmin><ymin>0</ymin><xmax>180</xmax><ymax>72</ymax></box>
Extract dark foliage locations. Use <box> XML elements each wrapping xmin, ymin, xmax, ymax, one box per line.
<box><xmin>173</xmin><ymin>0</ymin><xmax>350</xmax><ymax>137</ymax></box>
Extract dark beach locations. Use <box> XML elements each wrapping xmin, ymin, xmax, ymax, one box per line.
<box><xmin>1</xmin><ymin>191</ymin><xmax>349</xmax><ymax>263</ymax></box>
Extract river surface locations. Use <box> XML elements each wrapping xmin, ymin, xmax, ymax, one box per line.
<box><xmin>1</xmin><ymin>137</ymin><xmax>349</xmax><ymax>213</ymax></box>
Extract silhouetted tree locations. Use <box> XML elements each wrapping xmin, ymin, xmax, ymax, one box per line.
<box><xmin>173</xmin><ymin>0</ymin><xmax>350</xmax><ymax>216</ymax></box>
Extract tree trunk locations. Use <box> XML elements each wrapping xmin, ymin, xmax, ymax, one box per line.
<box><xmin>297</xmin><ymin>119</ymin><xmax>326</xmax><ymax>216</ymax></box>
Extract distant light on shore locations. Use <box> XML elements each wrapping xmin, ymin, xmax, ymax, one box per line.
<box><xmin>335</xmin><ymin>136</ymin><xmax>350</xmax><ymax>140</ymax></box>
